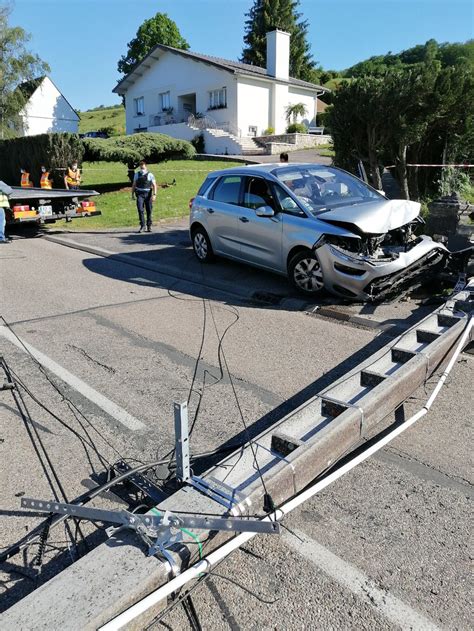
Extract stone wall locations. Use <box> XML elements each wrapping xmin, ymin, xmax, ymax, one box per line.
<box><xmin>256</xmin><ymin>133</ymin><xmax>332</xmax><ymax>151</ymax></box>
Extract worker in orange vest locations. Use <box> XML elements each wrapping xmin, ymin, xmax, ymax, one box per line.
<box><xmin>64</xmin><ymin>161</ymin><xmax>81</xmax><ymax>190</ymax></box>
<box><xmin>20</xmin><ymin>169</ymin><xmax>33</xmax><ymax>188</ymax></box>
<box><xmin>40</xmin><ymin>166</ymin><xmax>53</xmax><ymax>189</ymax></box>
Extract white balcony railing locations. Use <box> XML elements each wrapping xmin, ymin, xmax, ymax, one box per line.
<box><xmin>148</xmin><ymin>113</ymin><xmax>189</xmax><ymax>127</ymax></box>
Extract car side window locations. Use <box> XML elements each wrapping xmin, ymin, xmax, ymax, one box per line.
<box><xmin>210</xmin><ymin>176</ymin><xmax>243</xmax><ymax>204</ymax></box>
<box><xmin>243</xmin><ymin>177</ymin><xmax>276</xmax><ymax>210</ymax></box>
<box><xmin>273</xmin><ymin>183</ymin><xmax>305</xmax><ymax>215</ymax></box>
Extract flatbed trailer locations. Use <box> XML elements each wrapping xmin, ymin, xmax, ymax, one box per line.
<box><xmin>3</xmin><ymin>186</ymin><xmax>101</xmax><ymax>225</ymax></box>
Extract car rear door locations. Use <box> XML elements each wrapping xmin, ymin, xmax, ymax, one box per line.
<box><xmin>204</xmin><ymin>175</ymin><xmax>244</xmax><ymax>258</ymax></box>
<box><xmin>236</xmin><ymin>176</ymin><xmax>284</xmax><ymax>271</ymax></box>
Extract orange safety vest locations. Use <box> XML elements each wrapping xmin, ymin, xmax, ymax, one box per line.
<box><xmin>21</xmin><ymin>172</ymin><xmax>33</xmax><ymax>188</ymax></box>
<box><xmin>40</xmin><ymin>172</ymin><xmax>53</xmax><ymax>189</ymax></box>
<box><xmin>66</xmin><ymin>167</ymin><xmax>81</xmax><ymax>186</ymax></box>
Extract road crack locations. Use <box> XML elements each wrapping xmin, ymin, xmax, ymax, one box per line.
<box><xmin>66</xmin><ymin>344</ymin><xmax>116</xmax><ymax>374</ymax></box>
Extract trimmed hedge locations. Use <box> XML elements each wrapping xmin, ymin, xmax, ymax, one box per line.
<box><xmin>0</xmin><ymin>133</ymin><xmax>84</xmax><ymax>188</ymax></box>
<box><xmin>82</xmin><ymin>132</ymin><xmax>195</xmax><ymax>166</ymax></box>
<box><xmin>0</xmin><ymin>132</ymin><xmax>195</xmax><ymax>188</ymax></box>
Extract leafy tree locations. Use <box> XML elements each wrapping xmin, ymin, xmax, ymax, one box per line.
<box><xmin>329</xmin><ymin>75</ymin><xmax>392</xmax><ymax>190</ymax></box>
<box><xmin>117</xmin><ymin>13</ymin><xmax>189</xmax><ymax>76</ymax></box>
<box><xmin>344</xmin><ymin>39</ymin><xmax>473</xmax><ymax>78</ymax></box>
<box><xmin>241</xmin><ymin>0</ymin><xmax>319</xmax><ymax>82</ymax></box>
<box><xmin>0</xmin><ymin>6</ymin><xmax>50</xmax><ymax>138</ymax></box>
<box><xmin>329</xmin><ymin>60</ymin><xmax>474</xmax><ymax>199</ymax></box>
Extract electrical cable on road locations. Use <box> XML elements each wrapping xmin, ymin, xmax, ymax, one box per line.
<box><xmin>0</xmin><ymin>316</ymin><xmax>128</xmax><ymax>469</ymax></box>
<box><xmin>3</xmin><ymin>359</ymin><xmax>87</xmax><ymax>561</ymax></box>
<box><xmin>0</xmin><ymin>442</ymin><xmax>251</xmax><ymax>564</ymax></box>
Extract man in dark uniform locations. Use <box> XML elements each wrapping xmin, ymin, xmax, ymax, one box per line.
<box><xmin>131</xmin><ymin>160</ymin><xmax>157</xmax><ymax>232</ymax></box>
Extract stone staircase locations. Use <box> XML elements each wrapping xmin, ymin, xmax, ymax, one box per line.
<box><xmin>205</xmin><ymin>128</ymin><xmax>266</xmax><ymax>155</ymax></box>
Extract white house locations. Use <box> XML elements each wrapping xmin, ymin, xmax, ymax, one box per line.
<box><xmin>18</xmin><ymin>76</ymin><xmax>80</xmax><ymax>136</ymax></box>
<box><xmin>113</xmin><ymin>30</ymin><xmax>328</xmax><ymax>154</ymax></box>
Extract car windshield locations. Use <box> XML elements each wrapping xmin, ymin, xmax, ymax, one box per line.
<box><xmin>273</xmin><ymin>165</ymin><xmax>382</xmax><ymax>215</ymax></box>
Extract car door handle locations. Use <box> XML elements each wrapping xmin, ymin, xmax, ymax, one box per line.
<box><xmin>206</xmin><ymin>208</ymin><xmax>215</xmax><ymax>214</ymax></box>
<box><xmin>239</xmin><ymin>216</ymin><xmax>249</xmax><ymax>223</ymax></box>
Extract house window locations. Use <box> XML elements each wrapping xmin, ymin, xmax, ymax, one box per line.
<box><xmin>209</xmin><ymin>87</ymin><xmax>227</xmax><ymax>110</ymax></box>
<box><xmin>160</xmin><ymin>91</ymin><xmax>171</xmax><ymax>111</ymax></box>
<box><xmin>134</xmin><ymin>97</ymin><xmax>145</xmax><ymax>116</ymax></box>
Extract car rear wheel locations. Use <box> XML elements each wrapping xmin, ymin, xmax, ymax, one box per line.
<box><xmin>192</xmin><ymin>226</ymin><xmax>214</xmax><ymax>263</ymax></box>
<box><xmin>288</xmin><ymin>250</ymin><xmax>324</xmax><ymax>294</ymax></box>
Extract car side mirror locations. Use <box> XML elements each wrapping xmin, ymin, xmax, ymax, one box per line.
<box><xmin>255</xmin><ymin>205</ymin><xmax>275</xmax><ymax>217</ymax></box>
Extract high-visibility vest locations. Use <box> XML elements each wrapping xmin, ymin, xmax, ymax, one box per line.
<box><xmin>40</xmin><ymin>172</ymin><xmax>52</xmax><ymax>189</ymax></box>
<box><xmin>21</xmin><ymin>172</ymin><xmax>33</xmax><ymax>188</ymax></box>
<box><xmin>66</xmin><ymin>167</ymin><xmax>81</xmax><ymax>186</ymax></box>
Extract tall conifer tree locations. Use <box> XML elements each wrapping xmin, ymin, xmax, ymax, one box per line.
<box><xmin>241</xmin><ymin>0</ymin><xmax>318</xmax><ymax>82</ymax></box>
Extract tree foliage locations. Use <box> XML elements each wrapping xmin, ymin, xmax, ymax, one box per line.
<box><xmin>344</xmin><ymin>39</ymin><xmax>473</xmax><ymax>78</ymax></box>
<box><xmin>241</xmin><ymin>0</ymin><xmax>319</xmax><ymax>82</ymax></box>
<box><xmin>0</xmin><ymin>133</ymin><xmax>83</xmax><ymax>186</ymax></box>
<box><xmin>82</xmin><ymin>133</ymin><xmax>195</xmax><ymax>167</ymax></box>
<box><xmin>329</xmin><ymin>59</ymin><xmax>474</xmax><ymax>199</ymax></box>
<box><xmin>0</xmin><ymin>6</ymin><xmax>50</xmax><ymax>138</ymax></box>
<box><xmin>117</xmin><ymin>13</ymin><xmax>189</xmax><ymax>76</ymax></box>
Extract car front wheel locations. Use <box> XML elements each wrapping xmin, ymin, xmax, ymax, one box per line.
<box><xmin>288</xmin><ymin>250</ymin><xmax>324</xmax><ymax>294</ymax></box>
<box><xmin>192</xmin><ymin>226</ymin><xmax>214</xmax><ymax>263</ymax></box>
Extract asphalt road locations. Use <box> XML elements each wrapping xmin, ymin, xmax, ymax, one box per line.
<box><xmin>0</xmin><ymin>231</ymin><xmax>472</xmax><ymax>630</ymax></box>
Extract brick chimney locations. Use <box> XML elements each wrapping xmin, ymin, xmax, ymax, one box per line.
<box><xmin>266</xmin><ymin>30</ymin><xmax>290</xmax><ymax>81</ymax></box>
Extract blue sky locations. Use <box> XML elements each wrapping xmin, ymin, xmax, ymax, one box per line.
<box><xmin>9</xmin><ymin>0</ymin><xmax>474</xmax><ymax>111</ymax></box>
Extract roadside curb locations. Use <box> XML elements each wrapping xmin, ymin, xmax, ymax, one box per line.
<box><xmin>43</xmin><ymin>234</ymin><xmax>420</xmax><ymax>335</ymax></box>
<box><xmin>43</xmin><ymin>235</ymin><xmax>296</xmax><ymax>310</ymax></box>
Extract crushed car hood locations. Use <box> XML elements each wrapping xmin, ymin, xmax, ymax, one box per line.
<box><xmin>318</xmin><ymin>199</ymin><xmax>421</xmax><ymax>234</ymax></box>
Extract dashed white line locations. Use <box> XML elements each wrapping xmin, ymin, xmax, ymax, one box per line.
<box><xmin>283</xmin><ymin>528</ymin><xmax>440</xmax><ymax>630</ymax></box>
<box><xmin>0</xmin><ymin>325</ymin><xmax>146</xmax><ymax>431</ymax></box>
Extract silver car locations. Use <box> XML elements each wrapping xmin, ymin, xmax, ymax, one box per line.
<box><xmin>189</xmin><ymin>163</ymin><xmax>453</xmax><ymax>301</ymax></box>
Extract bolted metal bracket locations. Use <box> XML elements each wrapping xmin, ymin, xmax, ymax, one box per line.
<box><xmin>19</xmin><ymin>497</ymin><xmax>279</xmax><ymax>556</ymax></box>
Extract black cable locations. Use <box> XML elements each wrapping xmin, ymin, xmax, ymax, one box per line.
<box><xmin>5</xmin><ymin>363</ymin><xmax>86</xmax><ymax>554</ymax></box>
<box><xmin>7</xmin><ymin>364</ymin><xmax>112</xmax><ymax>469</ymax></box>
<box><xmin>182</xmin><ymin>593</ymin><xmax>202</xmax><ymax>631</ymax></box>
<box><xmin>0</xmin><ymin>442</ymin><xmax>247</xmax><ymax>564</ymax></box>
<box><xmin>0</xmin><ymin>317</ymin><xmax>126</xmax><ymax>465</ymax></box>
<box><xmin>144</xmin><ymin>555</ymin><xmax>277</xmax><ymax>630</ymax></box>
<box><xmin>207</xmin><ymin>300</ymin><xmax>271</xmax><ymax>503</ymax></box>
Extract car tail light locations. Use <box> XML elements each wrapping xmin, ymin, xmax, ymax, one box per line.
<box><xmin>189</xmin><ymin>197</ymin><xmax>195</xmax><ymax>210</ymax></box>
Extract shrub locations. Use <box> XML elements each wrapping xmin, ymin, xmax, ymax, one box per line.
<box><xmin>82</xmin><ymin>132</ymin><xmax>195</xmax><ymax>167</ymax></box>
<box><xmin>263</xmin><ymin>127</ymin><xmax>275</xmax><ymax>135</ymax></box>
<box><xmin>317</xmin><ymin>111</ymin><xmax>331</xmax><ymax>132</ymax></box>
<box><xmin>286</xmin><ymin>123</ymin><xmax>308</xmax><ymax>134</ymax></box>
<box><xmin>0</xmin><ymin>133</ymin><xmax>84</xmax><ymax>187</ymax></box>
<box><xmin>191</xmin><ymin>133</ymin><xmax>205</xmax><ymax>153</ymax></box>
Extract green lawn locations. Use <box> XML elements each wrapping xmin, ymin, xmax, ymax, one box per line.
<box><xmin>69</xmin><ymin>159</ymin><xmax>241</xmax><ymax>230</ymax></box>
<box><xmin>315</xmin><ymin>144</ymin><xmax>335</xmax><ymax>158</ymax></box>
<box><xmin>78</xmin><ymin>105</ymin><xmax>126</xmax><ymax>136</ymax></box>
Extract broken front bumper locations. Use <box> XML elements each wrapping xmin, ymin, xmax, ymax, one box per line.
<box><xmin>316</xmin><ymin>235</ymin><xmax>449</xmax><ymax>301</ymax></box>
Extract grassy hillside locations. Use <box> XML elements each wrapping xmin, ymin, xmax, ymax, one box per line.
<box><xmin>78</xmin><ymin>105</ymin><xmax>126</xmax><ymax>136</ymax></box>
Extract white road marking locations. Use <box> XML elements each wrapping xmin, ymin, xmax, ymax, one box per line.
<box><xmin>0</xmin><ymin>326</ymin><xmax>146</xmax><ymax>431</ymax></box>
<box><xmin>284</xmin><ymin>528</ymin><xmax>440</xmax><ymax>630</ymax></box>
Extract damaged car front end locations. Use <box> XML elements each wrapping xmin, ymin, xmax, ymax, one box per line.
<box><xmin>273</xmin><ymin>166</ymin><xmax>470</xmax><ymax>301</ymax></box>
<box><xmin>312</xmin><ymin>199</ymin><xmax>450</xmax><ymax>301</ymax></box>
